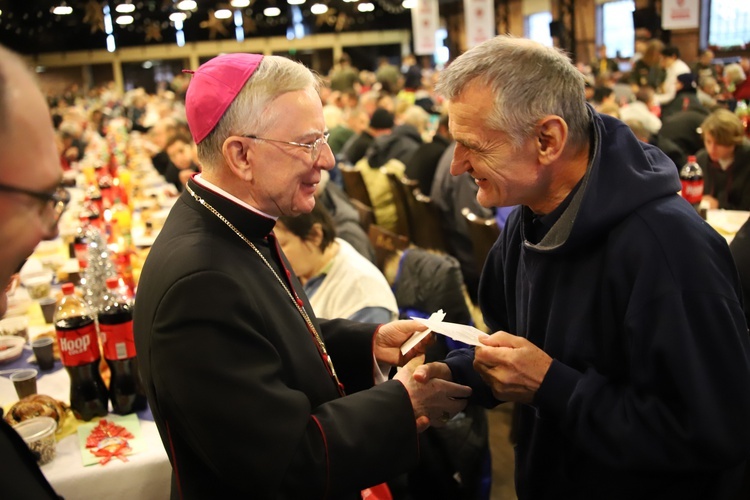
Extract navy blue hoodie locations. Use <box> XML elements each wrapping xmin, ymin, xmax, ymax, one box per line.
<box><xmin>446</xmin><ymin>112</ymin><xmax>750</xmax><ymax>499</ymax></box>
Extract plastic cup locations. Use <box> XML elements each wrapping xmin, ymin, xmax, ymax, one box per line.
<box><xmin>10</xmin><ymin>369</ymin><xmax>38</xmax><ymax>399</ymax></box>
<box><xmin>31</xmin><ymin>338</ymin><xmax>55</xmax><ymax>371</ymax></box>
<box><xmin>13</xmin><ymin>417</ymin><xmax>57</xmax><ymax>465</ymax></box>
<box><xmin>38</xmin><ymin>297</ymin><xmax>58</xmax><ymax>324</ymax></box>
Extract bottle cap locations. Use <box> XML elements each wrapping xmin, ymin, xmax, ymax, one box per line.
<box><xmin>61</xmin><ymin>282</ymin><xmax>75</xmax><ymax>295</ymax></box>
<box><xmin>105</xmin><ymin>277</ymin><xmax>119</xmax><ymax>289</ymax></box>
<box><xmin>688</xmin><ymin>155</ymin><xmax>697</xmax><ymax>163</ymax></box>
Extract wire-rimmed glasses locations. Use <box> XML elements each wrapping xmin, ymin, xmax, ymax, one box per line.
<box><xmin>244</xmin><ymin>132</ymin><xmax>331</xmax><ymax>162</ymax></box>
<box><xmin>0</xmin><ymin>183</ymin><xmax>71</xmax><ymax>230</ymax></box>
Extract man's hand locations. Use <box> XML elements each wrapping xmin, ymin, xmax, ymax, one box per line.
<box><xmin>394</xmin><ymin>357</ymin><xmax>472</xmax><ymax>432</ymax></box>
<box><xmin>373</xmin><ymin>319</ymin><xmax>433</xmax><ymax>366</ymax></box>
<box><xmin>473</xmin><ymin>331</ymin><xmax>553</xmax><ymax>404</ymax></box>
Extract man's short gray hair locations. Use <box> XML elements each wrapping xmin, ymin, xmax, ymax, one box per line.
<box><xmin>197</xmin><ymin>55</ymin><xmax>320</xmax><ymax>169</ymax></box>
<box><xmin>436</xmin><ymin>35</ymin><xmax>590</xmax><ymax>150</ymax></box>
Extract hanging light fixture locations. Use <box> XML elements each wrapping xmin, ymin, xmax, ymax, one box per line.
<box><xmin>214</xmin><ymin>8</ymin><xmax>233</xmax><ymax>19</ymax></box>
<box><xmin>231</xmin><ymin>0</ymin><xmax>251</xmax><ymax>7</ymax></box>
<box><xmin>310</xmin><ymin>3</ymin><xmax>328</xmax><ymax>14</ymax></box>
<box><xmin>115</xmin><ymin>2</ymin><xmax>136</xmax><ymax>13</ymax></box>
<box><xmin>401</xmin><ymin>0</ymin><xmax>415</xmax><ymax>8</ymax></box>
<box><xmin>172</xmin><ymin>14</ymin><xmax>186</xmax><ymax>47</ymax></box>
<box><xmin>234</xmin><ymin>9</ymin><xmax>244</xmax><ymax>42</ymax></box>
<box><xmin>115</xmin><ymin>15</ymin><xmax>133</xmax><ymax>25</ymax></box>
<box><xmin>176</xmin><ymin>0</ymin><xmax>197</xmax><ymax>10</ymax></box>
<box><xmin>51</xmin><ymin>3</ymin><xmax>73</xmax><ymax>15</ymax></box>
<box><xmin>103</xmin><ymin>4</ymin><xmax>116</xmax><ymax>52</ymax></box>
<box><xmin>288</xmin><ymin>0</ymin><xmax>305</xmax><ymax>5</ymax></box>
<box><xmin>264</xmin><ymin>6</ymin><xmax>281</xmax><ymax>16</ymax></box>
<box><xmin>357</xmin><ymin>2</ymin><xmax>374</xmax><ymax>11</ymax></box>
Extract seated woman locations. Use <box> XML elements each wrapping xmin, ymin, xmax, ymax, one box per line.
<box><xmin>696</xmin><ymin>109</ymin><xmax>750</xmax><ymax>210</ymax></box>
<box><xmin>276</xmin><ymin>203</ymin><xmax>398</xmax><ymax>323</ymax></box>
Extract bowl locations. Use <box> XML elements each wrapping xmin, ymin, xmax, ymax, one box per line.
<box><xmin>0</xmin><ymin>316</ymin><xmax>29</xmax><ymax>341</ymax></box>
<box><xmin>13</xmin><ymin>416</ymin><xmax>57</xmax><ymax>465</ymax></box>
<box><xmin>20</xmin><ymin>271</ymin><xmax>54</xmax><ymax>300</ymax></box>
<box><xmin>0</xmin><ymin>335</ymin><xmax>25</xmax><ymax>364</ymax></box>
<box><xmin>3</xmin><ymin>287</ymin><xmax>32</xmax><ymax>318</ymax></box>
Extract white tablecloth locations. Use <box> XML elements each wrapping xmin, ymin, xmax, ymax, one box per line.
<box><xmin>0</xmin><ymin>356</ymin><xmax>171</xmax><ymax>500</ymax></box>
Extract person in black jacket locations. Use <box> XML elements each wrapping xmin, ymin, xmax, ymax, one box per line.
<box><xmin>419</xmin><ymin>35</ymin><xmax>750</xmax><ymax>500</ymax></box>
<box><xmin>0</xmin><ymin>43</ymin><xmax>66</xmax><ymax>500</ymax></box>
<box><xmin>133</xmin><ymin>53</ymin><xmax>471</xmax><ymax>499</ymax></box>
<box><xmin>659</xmin><ymin>72</ymin><xmax>709</xmax><ymax>121</ymax></box>
<box><xmin>730</xmin><ymin>215</ymin><xmax>750</xmax><ymax>326</ymax></box>
<box><xmin>405</xmin><ymin>114</ymin><xmax>452</xmax><ymax>194</ymax></box>
<box><xmin>696</xmin><ymin>109</ymin><xmax>750</xmax><ymax>210</ymax></box>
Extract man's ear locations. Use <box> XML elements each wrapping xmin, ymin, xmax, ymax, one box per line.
<box><xmin>222</xmin><ymin>136</ymin><xmax>254</xmax><ymax>181</ymax></box>
<box><xmin>536</xmin><ymin>116</ymin><xmax>568</xmax><ymax>165</ymax></box>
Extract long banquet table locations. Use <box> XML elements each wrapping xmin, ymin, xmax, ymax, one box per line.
<box><xmin>0</xmin><ymin>320</ymin><xmax>172</xmax><ymax>500</ymax></box>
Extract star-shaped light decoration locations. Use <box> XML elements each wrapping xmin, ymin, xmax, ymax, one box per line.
<box><xmin>315</xmin><ymin>8</ymin><xmax>337</xmax><ymax>27</ymax></box>
<box><xmin>145</xmin><ymin>21</ymin><xmax>163</xmax><ymax>42</ymax></box>
<box><xmin>334</xmin><ymin>12</ymin><xmax>350</xmax><ymax>32</ymax></box>
<box><xmin>200</xmin><ymin>9</ymin><xmax>231</xmax><ymax>39</ymax></box>
<box><xmin>242</xmin><ymin>12</ymin><xmax>257</xmax><ymax>34</ymax></box>
<box><xmin>83</xmin><ymin>0</ymin><xmax>105</xmax><ymax>33</ymax></box>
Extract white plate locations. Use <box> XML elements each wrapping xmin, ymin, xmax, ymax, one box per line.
<box><xmin>707</xmin><ymin>209</ymin><xmax>750</xmax><ymax>235</ymax></box>
<box><xmin>0</xmin><ymin>336</ymin><xmax>25</xmax><ymax>364</ymax></box>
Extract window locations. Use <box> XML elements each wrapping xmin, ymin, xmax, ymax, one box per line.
<box><xmin>598</xmin><ymin>0</ymin><xmax>635</xmax><ymax>59</ymax></box>
<box><xmin>526</xmin><ymin>11</ymin><xmax>553</xmax><ymax>47</ymax></box>
<box><xmin>708</xmin><ymin>0</ymin><xmax>750</xmax><ymax>48</ymax></box>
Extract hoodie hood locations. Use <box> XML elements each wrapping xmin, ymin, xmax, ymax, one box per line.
<box><xmin>524</xmin><ymin>107</ymin><xmax>682</xmax><ymax>253</ymax></box>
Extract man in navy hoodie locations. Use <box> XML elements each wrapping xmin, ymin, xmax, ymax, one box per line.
<box><xmin>417</xmin><ymin>35</ymin><xmax>750</xmax><ymax>499</ymax></box>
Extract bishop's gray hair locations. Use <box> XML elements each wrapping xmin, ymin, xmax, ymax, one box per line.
<box><xmin>197</xmin><ymin>55</ymin><xmax>321</xmax><ymax>170</ymax></box>
<box><xmin>436</xmin><ymin>36</ymin><xmax>590</xmax><ymax>150</ymax></box>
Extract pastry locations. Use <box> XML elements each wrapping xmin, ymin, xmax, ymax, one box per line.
<box><xmin>4</xmin><ymin>394</ymin><xmax>67</xmax><ymax>427</ymax></box>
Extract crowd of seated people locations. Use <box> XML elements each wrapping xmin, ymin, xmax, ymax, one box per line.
<box><xmin>35</xmin><ymin>48</ymin><xmax>750</xmax><ymax>500</ymax></box>
<box><xmin>45</xmin><ymin>46</ymin><xmax>750</xmax><ymax>308</ymax></box>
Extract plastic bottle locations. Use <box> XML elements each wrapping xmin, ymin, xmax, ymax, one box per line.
<box><xmin>72</xmin><ymin>215</ymin><xmax>90</xmax><ymax>267</ymax></box>
<box><xmin>54</xmin><ymin>282</ymin><xmax>109</xmax><ymax>421</ymax></box>
<box><xmin>98</xmin><ymin>277</ymin><xmax>147</xmax><ymax>414</ymax></box>
<box><xmin>679</xmin><ymin>155</ymin><xmax>704</xmax><ymax>212</ymax></box>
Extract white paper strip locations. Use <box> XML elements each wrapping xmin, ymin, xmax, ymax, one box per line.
<box><xmin>400</xmin><ymin>309</ymin><xmax>446</xmax><ymax>355</ymax></box>
<box><xmin>411</xmin><ymin>316</ymin><xmax>490</xmax><ymax>348</ymax></box>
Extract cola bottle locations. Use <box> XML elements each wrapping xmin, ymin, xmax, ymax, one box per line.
<box><xmin>72</xmin><ymin>215</ymin><xmax>89</xmax><ymax>266</ymax></box>
<box><xmin>679</xmin><ymin>155</ymin><xmax>704</xmax><ymax>212</ymax></box>
<box><xmin>54</xmin><ymin>282</ymin><xmax>109</xmax><ymax>421</ymax></box>
<box><xmin>98</xmin><ymin>277</ymin><xmax>147</xmax><ymax>414</ymax></box>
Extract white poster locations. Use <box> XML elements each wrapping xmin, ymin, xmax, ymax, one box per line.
<box><xmin>464</xmin><ymin>0</ymin><xmax>496</xmax><ymax>48</ymax></box>
<box><xmin>411</xmin><ymin>0</ymin><xmax>440</xmax><ymax>55</ymax></box>
<box><xmin>661</xmin><ymin>0</ymin><xmax>700</xmax><ymax>30</ymax></box>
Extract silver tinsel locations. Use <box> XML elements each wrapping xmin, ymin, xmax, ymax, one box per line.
<box><xmin>80</xmin><ymin>225</ymin><xmax>117</xmax><ymax>313</ymax></box>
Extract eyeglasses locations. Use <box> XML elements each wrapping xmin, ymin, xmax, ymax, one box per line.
<box><xmin>244</xmin><ymin>132</ymin><xmax>330</xmax><ymax>162</ymax></box>
<box><xmin>0</xmin><ymin>183</ymin><xmax>71</xmax><ymax>229</ymax></box>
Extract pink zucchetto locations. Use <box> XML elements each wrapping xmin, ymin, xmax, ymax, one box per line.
<box><xmin>183</xmin><ymin>53</ymin><xmax>264</xmax><ymax>144</ymax></box>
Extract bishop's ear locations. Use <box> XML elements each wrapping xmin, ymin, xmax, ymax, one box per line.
<box><xmin>536</xmin><ymin>116</ymin><xmax>567</xmax><ymax>165</ymax></box>
<box><xmin>222</xmin><ymin>136</ymin><xmax>254</xmax><ymax>181</ymax></box>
